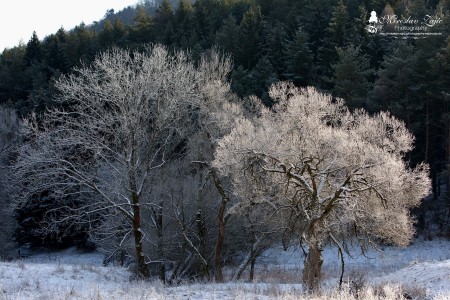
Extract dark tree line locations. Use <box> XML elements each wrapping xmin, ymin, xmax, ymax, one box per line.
<box><xmin>0</xmin><ymin>0</ymin><xmax>449</xmax><ymax>250</ymax></box>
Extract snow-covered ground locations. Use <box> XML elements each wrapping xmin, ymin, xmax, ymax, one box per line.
<box><xmin>259</xmin><ymin>237</ymin><xmax>450</xmax><ymax>298</ymax></box>
<box><xmin>0</xmin><ymin>238</ymin><xmax>449</xmax><ymax>299</ymax></box>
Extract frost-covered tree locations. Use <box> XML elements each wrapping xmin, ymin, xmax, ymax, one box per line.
<box><xmin>185</xmin><ymin>50</ymin><xmax>244</xmax><ymax>282</ymax></box>
<box><xmin>10</xmin><ymin>45</ymin><xmax>228</xmax><ymax>279</ymax></box>
<box><xmin>213</xmin><ymin>82</ymin><xmax>430</xmax><ymax>291</ymax></box>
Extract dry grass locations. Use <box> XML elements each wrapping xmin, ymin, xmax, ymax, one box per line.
<box><xmin>1</xmin><ymin>282</ymin><xmax>445</xmax><ymax>300</ymax></box>
<box><xmin>252</xmin><ymin>265</ymin><xmax>302</xmax><ymax>283</ymax></box>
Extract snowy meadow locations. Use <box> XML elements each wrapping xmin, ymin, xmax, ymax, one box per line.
<box><xmin>1</xmin><ymin>237</ymin><xmax>449</xmax><ymax>300</ymax></box>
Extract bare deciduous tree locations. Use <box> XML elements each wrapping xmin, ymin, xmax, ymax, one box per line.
<box><xmin>213</xmin><ymin>82</ymin><xmax>430</xmax><ymax>291</ymax></box>
<box><xmin>10</xmin><ymin>45</ymin><xmax>225</xmax><ymax>278</ymax></box>
<box><xmin>186</xmin><ymin>50</ymin><xmax>245</xmax><ymax>282</ymax></box>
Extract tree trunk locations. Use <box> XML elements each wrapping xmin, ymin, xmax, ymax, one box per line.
<box><xmin>249</xmin><ymin>256</ymin><xmax>256</xmax><ymax>282</ymax></box>
<box><xmin>197</xmin><ymin>208</ymin><xmax>210</xmax><ymax>279</ymax></box>
<box><xmin>132</xmin><ymin>192</ymin><xmax>150</xmax><ymax>279</ymax></box>
<box><xmin>156</xmin><ymin>201</ymin><xmax>165</xmax><ymax>283</ymax></box>
<box><xmin>425</xmin><ymin>94</ymin><xmax>429</xmax><ymax>164</ymax></box>
<box><xmin>211</xmin><ymin>168</ymin><xmax>229</xmax><ymax>283</ymax></box>
<box><xmin>447</xmin><ymin>99</ymin><xmax>450</xmax><ymax>215</ymax></box>
<box><xmin>214</xmin><ymin>197</ymin><xmax>226</xmax><ymax>282</ymax></box>
<box><xmin>302</xmin><ymin>242</ymin><xmax>323</xmax><ymax>292</ymax></box>
<box><xmin>232</xmin><ymin>235</ymin><xmax>263</xmax><ymax>281</ymax></box>
<box><xmin>233</xmin><ymin>252</ymin><xmax>251</xmax><ymax>281</ymax></box>
<box><xmin>129</xmin><ymin>138</ymin><xmax>149</xmax><ymax>279</ymax></box>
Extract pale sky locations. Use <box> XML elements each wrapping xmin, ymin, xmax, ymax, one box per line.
<box><xmin>0</xmin><ymin>0</ymin><xmax>139</xmax><ymax>51</ymax></box>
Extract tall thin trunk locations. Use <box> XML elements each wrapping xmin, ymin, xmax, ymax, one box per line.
<box><xmin>197</xmin><ymin>208</ymin><xmax>210</xmax><ymax>279</ymax></box>
<box><xmin>131</xmin><ymin>190</ymin><xmax>149</xmax><ymax>278</ymax></box>
<box><xmin>249</xmin><ymin>256</ymin><xmax>256</xmax><ymax>282</ymax></box>
<box><xmin>211</xmin><ymin>168</ymin><xmax>229</xmax><ymax>283</ymax></box>
<box><xmin>233</xmin><ymin>252</ymin><xmax>252</xmax><ymax>281</ymax></box>
<box><xmin>214</xmin><ymin>198</ymin><xmax>226</xmax><ymax>282</ymax></box>
<box><xmin>446</xmin><ymin>99</ymin><xmax>450</xmax><ymax>214</ymax></box>
<box><xmin>156</xmin><ymin>201</ymin><xmax>165</xmax><ymax>283</ymax></box>
<box><xmin>232</xmin><ymin>235</ymin><xmax>263</xmax><ymax>281</ymax></box>
<box><xmin>428</xmin><ymin>94</ymin><xmax>437</xmax><ymax>198</ymax></box>
<box><xmin>425</xmin><ymin>94</ymin><xmax>429</xmax><ymax>164</ymax></box>
<box><xmin>129</xmin><ymin>137</ymin><xmax>149</xmax><ymax>279</ymax></box>
<box><xmin>196</xmin><ymin>167</ymin><xmax>210</xmax><ymax>279</ymax></box>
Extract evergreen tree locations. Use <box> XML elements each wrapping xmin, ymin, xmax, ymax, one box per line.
<box><xmin>332</xmin><ymin>45</ymin><xmax>372</xmax><ymax>109</ymax></box>
<box><xmin>408</xmin><ymin>0</ymin><xmax>428</xmax><ymax>18</ymax></box>
<box><xmin>350</xmin><ymin>3</ymin><xmax>370</xmax><ymax>48</ymax></box>
<box><xmin>369</xmin><ymin>0</ymin><xmax>390</xmax><ymax>13</ymax></box>
<box><xmin>193</xmin><ymin>0</ymin><xmax>215</xmax><ymax>47</ymax></box>
<box><xmin>373</xmin><ymin>42</ymin><xmax>421</xmax><ymax>130</ymax></box>
<box><xmin>99</xmin><ymin>20</ymin><xmax>115</xmax><ymax>48</ymax></box>
<box><xmin>302</xmin><ymin>0</ymin><xmax>338</xmax><ymax>88</ymax></box>
<box><xmin>153</xmin><ymin>0</ymin><xmax>175</xmax><ymax>44</ymax></box>
<box><xmin>175</xmin><ymin>0</ymin><xmax>198</xmax><ymax>49</ymax></box>
<box><xmin>23</xmin><ymin>32</ymin><xmax>42</xmax><ymax>67</ymax></box>
<box><xmin>65</xmin><ymin>23</ymin><xmax>98</xmax><ymax>66</ymax></box>
<box><xmin>328</xmin><ymin>0</ymin><xmax>348</xmax><ymax>47</ymax></box>
<box><xmin>112</xmin><ymin>18</ymin><xmax>128</xmax><ymax>46</ymax></box>
<box><xmin>283</xmin><ymin>26</ymin><xmax>313</xmax><ymax>86</ymax></box>
<box><xmin>42</xmin><ymin>28</ymin><xmax>70</xmax><ymax>74</ymax></box>
<box><xmin>247</xmin><ymin>55</ymin><xmax>278</xmax><ymax>105</ymax></box>
<box><xmin>298</xmin><ymin>0</ymin><xmax>334</xmax><ymax>62</ymax></box>
<box><xmin>257</xmin><ymin>0</ymin><xmax>291</xmax><ymax>23</ymax></box>
<box><xmin>215</xmin><ymin>15</ymin><xmax>239</xmax><ymax>58</ymax></box>
<box><xmin>99</xmin><ymin>18</ymin><xmax>128</xmax><ymax>49</ymax></box>
<box><xmin>315</xmin><ymin>0</ymin><xmax>351</xmax><ymax>90</ymax></box>
<box><xmin>415</xmin><ymin>28</ymin><xmax>449</xmax><ymax>193</ymax></box>
<box><xmin>261</xmin><ymin>22</ymin><xmax>287</xmax><ymax>76</ymax></box>
<box><xmin>0</xmin><ymin>46</ymin><xmax>29</xmax><ymax>107</ymax></box>
<box><xmin>231</xmin><ymin>65</ymin><xmax>251</xmax><ymax>98</ymax></box>
<box><xmin>236</xmin><ymin>5</ymin><xmax>263</xmax><ymax>69</ymax></box>
<box><xmin>130</xmin><ymin>6</ymin><xmax>153</xmax><ymax>45</ymax></box>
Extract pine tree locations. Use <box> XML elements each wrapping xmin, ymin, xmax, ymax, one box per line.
<box><xmin>298</xmin><ymin>0</ymin><xmax>335</xmax><ymax>63</ymax></box>
<box><xmin>313</xmin><ymin>0</ymin><xmax>346</xmax><ymax>89</ymax></box>
<box><xmin>415</xmin><ymin>28</ymin><xmax>449</xmax><ymax>194</ymax></box>
<box><xmin>99</xmin><ymin>20</ymin><xmax>115</xmax><ymax>48</ymax></box>
<box><xmin>42</xmin><ymin>28</ymin><xmax>70</xmax><ymax>74</ymax></box>
<box><xmin>409</xmin><ymin>0</ymin><xmax>428</xmax><ymax>18</ymax></box>
<box><xmin>283</xmin><ymin>26</ymin><xmax>313</xmax><ymax>86</ymax></box>
<box><xmin>373</xmin><ymin>42</ymin><xmax>421</xmax><ymax>129</ymax></box>
<box><xmin>193</xmin><ymin>0</ymin><xmax>215</xmax><ymax>46</ymax></box>
<box><xmin>231</xmin><ymin>65</ymin><xmax>251</xmax><ymax>98</ymax></box>
<box><xmin>332</xmin><ymin>45</ymin><xmax>372</xmax><ymax>109</ymax></box>
<box><xmin>175</xmin><ymin>0</ymin><xmax>198</xmax><ymax>49</ymax></box>
<box><xmin>0</xmin><ymin>46</ymin><xmax>29</xmax><ymax>107</ymax></box>
<box><xmin>215</xmin><ymin>15</ymin><xmax>239</xmax><ymax>58</ymax></box>
<box><xmin>349</xmin><ymin>3</ymin><xmax>369</xmax><ymax>46</ymax></box>
<box><xmin>154</xmin><ymin>0</ymin><xmax>174</xmax><ymax>44</ymax></box>
<box><xmin>236</xmin><ymin>5</ymin><xmax>263</xmax><ymax>69</ymax></box>
<box><xmin>328</xmin><ymin>0</ymin><xmax>348</xmax><ymax>47</ymax></box>
<box><xmin>130</xmin><ymin>6</ymin><xmax>153</xmax><ymax>45</ymax></box>
<box><xmin>248</xmin><ymin>55</ymin><xmax>278</xmax><ymax>105</ymax></box>
<box><xmin>261</xmin><ymin>22</ymin><xmax>287</xmax><ymax>77</ymax></box>
<box><xmin>112</xmin><ymin>19</ymin><xmax>127</xmax><ymax>46</ymax></box>
<box><xmin>65</xmin><ymin>23</ymin><xmax>98</xmax><ymax>66</ymax></box>
<box><xmin>23</xmin><ymin>32</ymin><xmax>42</xmax><ymax>67</ymax></box>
